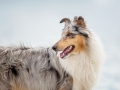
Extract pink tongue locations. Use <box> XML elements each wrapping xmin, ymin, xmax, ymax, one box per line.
<box><xmin>60</xmin><ymin>46</ymin><xmax>72</xmax><ymax>58</ymax></box>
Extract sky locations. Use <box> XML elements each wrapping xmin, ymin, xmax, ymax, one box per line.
<box><xmin>0</xmin><ymin>0</ymin><xmax>120</xmax><ymax>90</ymax></box>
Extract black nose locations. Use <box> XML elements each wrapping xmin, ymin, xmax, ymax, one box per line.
<box><xmin>52</xmin><ymin>45</ymin><xmax>57</xmax><ymax>51</ymax></box>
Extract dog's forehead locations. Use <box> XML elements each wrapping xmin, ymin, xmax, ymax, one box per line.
<box><xmin>63</xmin><ymin>21</ymin><xmax>76</xmax><ymax>32</ymax></box>
<box><xmin>61</xmin><ymin>21</ymin><xmax>78</xmax><ymax>37</ymax></box>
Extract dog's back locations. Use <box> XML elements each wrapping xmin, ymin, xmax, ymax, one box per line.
<box><xmin>0</xmin><ymin>46</ymin><xmax>72</xmax><ymax>90</ymax></box>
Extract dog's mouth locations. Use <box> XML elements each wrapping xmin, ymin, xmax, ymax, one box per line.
<box><xmin>60</xmin><ymin>45</ymin><xmax>75</xmax><ymax>58</ymax></box>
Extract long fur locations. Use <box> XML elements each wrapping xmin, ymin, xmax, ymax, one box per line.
<box><xmin>0</xmin><ymin>45</ymin><xmax>72</xmax><ymax>90</ymax></box>
<box><xmin>58</xmin><ymin>30</ymin><xmax>105</xmax><ymax>90</ymax></box>
<box><xmin>55</xmin><ymin>16</ymin><xmax>105</xmax><ymax>90</ymax></box>
<box><xmin>0</xmin><ymin>16</ymin><xmax>105</xmax><ymax>90</ymax></box>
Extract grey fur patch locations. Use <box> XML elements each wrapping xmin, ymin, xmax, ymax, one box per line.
<box><xmin>0</xmin><ymin>45</ymin><xmax>72</xmax><ymax>90</ymax></box>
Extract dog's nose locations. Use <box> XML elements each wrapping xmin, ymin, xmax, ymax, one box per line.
<box><xmin>52</xmin><ymin>45</ymin><xmax>57</xmax><ymax>51</ymax></box>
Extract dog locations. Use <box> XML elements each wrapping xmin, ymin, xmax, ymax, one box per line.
<box><xmin>0</xmin><ymin>45</ymin><xmax>73</xmax><ymax>90</ymax></box>
<box><xmin>52</xmin><ymin>16</ymin><xmax>105</xmax><ymax>90</ymax></box>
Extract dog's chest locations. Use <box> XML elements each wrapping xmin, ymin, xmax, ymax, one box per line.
<box><xmin>58</xmin><ymin>54</ymin><xmax>95</xmax><ymax>90</ymax></box>
<box><xmin>59</xmin><ymin>55</ymin><xmax>83</xmax><ymax>90</ymax></box>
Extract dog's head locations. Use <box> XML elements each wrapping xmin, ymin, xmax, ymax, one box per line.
<box><xmin>52</xmin><ymin>16</ymin><xmax>89</xmax><ymax>59</ymax></box>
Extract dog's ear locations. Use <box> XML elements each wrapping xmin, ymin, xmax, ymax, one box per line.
<box><xmin>74</xmin><ymin>16</ymin><xmax>86</xmax><ymax>28</ymax></box>
<box><xmin>60</xmin><ymin>18</ymin><xmax>71</xmax><ymax>25</ymax></box>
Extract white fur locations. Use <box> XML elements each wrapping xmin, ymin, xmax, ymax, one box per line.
<box><xmin>57</xmin><ymin>30</ymin><xmax>105</xmax><ymax>90</ymax></box>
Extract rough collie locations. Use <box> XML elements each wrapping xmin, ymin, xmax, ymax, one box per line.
<box><xmin>52</xmin><ymin>16</ymin><xmax>105</xmax><ymax>90</ymax></box>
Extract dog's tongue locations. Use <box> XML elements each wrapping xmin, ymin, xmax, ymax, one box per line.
<box><xmin>60</xmin><ymin>46</ymin><xmax>73</xmax><ymax>58</ymax></box>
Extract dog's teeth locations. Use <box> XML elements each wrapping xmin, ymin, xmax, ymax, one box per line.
<box><xmin>70</xmin><ymin>46</ymin><xmax>72</xmax><ymax>49</ymax></box>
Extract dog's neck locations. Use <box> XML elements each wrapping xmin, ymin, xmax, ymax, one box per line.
<box><xmin>58</xmin><ymin>52</ymin><xmax>97</xmax><ymax>90</ymax></box>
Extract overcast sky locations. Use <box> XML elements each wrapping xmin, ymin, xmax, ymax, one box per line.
<box><xmin>0</xmin><ymin>0</ymin><xmax>120</xmax><ymax>90</ymax></box>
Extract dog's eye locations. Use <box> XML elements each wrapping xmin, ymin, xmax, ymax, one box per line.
<box><xmin>66</xmin><ymin>33</ymin><xmax>74</xmax><ymax>38</ymax></box>
<box><xmin>66</xmin><ymin>33</ymin><xmax>72</xmax><ymax>37</ymax></box>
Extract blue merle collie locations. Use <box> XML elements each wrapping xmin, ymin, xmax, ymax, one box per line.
<box><xmin>52</xmin><ymin>16</ymin><xmax>105</xmax><ymax>90</ymax></box>
<box><xmin>0</xmin><ymin>16</ymin><xmax>104</xmax><ymax>90</ymax></box>
<box><xmin>0</xmin><ymin>45</ymin><xmax>72</xmax><ymax>90</ymax></box>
